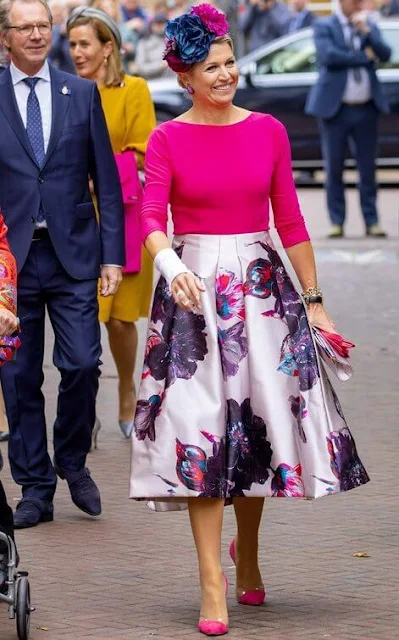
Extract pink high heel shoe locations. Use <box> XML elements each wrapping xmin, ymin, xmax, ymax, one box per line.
<box><xmin>198</xmin><ymin>574</ymin><xmax>229</xmax><ymax>636</ymax></box>
<box><xmin>229</xmin><ymin>539</ymin><xmax>266</xmax><ymax>606</ymax></box>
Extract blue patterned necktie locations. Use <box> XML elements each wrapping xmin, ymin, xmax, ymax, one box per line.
<box><xmin>348</xmin><ymin>25</ymin><xmax>362</xmax><ymax>84</ymax></box>
<box><xmin>23</xmin><ymin>77</ymin><xmax>45</xmax><ymax>166</ymax></box>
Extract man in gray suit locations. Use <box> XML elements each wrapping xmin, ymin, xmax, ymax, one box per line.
<box><xmin>287</xmin><ymin>0</ymin><xmax>315</xmax><ymax>33</ymax></box>
<box><xmin>306</xmin><ymin>0</ymin><xmax>391</xmax><ymax>238</ymax></box>
<box><xmin>239</xmin><ymin>0</ymin><xmax>291</xmax><ymax>53</ymax></box>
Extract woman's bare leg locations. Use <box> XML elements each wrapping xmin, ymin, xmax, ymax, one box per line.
<box><xmin>232</xmin><ymin>498</ymin><xmax>264</xmax><ymax>592</ymax></box>
<box><xmin>106</xmin><ymin>319</ymin><xmax>138</xmax><ymax>422</ymax></box>
<box><xmin>188</xmin><ymin>498</ymin><xmax>228</xmax><ymax>623</ymax></box>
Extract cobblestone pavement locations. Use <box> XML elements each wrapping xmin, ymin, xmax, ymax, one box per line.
<box><xmin>1</xmin><ymin>188</ymin><xmax>398</xmax><ymax>640</ymax></box>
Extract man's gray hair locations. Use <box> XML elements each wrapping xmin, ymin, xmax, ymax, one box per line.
<box><xmin>0</xmin><ymin>0</ymin><xmax>53</xmax><ymax>35</ymax></box>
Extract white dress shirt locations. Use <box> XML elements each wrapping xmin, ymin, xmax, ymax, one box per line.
<box><xmin>10</xmin><ymin>61</ymin><xmax>52</xmax><ymax>229</ymax></box>
<box><xmin>336</xmin><ymin>8</ymin><xmax>372</xmax><ymax>105</ymax></box>
<box><xmin>10</xmin><ymin>60</ymin><xmax>52</xmax><ymax>152</ymax></box>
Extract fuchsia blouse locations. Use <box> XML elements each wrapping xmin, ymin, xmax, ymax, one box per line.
<box><xmin>141</xmin><ymin>112</ymin><xmax>310</xmax><ymax>248</ymax></box>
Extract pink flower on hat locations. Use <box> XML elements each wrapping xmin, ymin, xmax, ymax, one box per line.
<box><xmin>190</xmin><ymin>4</ymin><xmax>229</xmax><ymax>36</ymax></box>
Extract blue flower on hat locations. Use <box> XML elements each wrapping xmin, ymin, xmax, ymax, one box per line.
<box><xmin>165</xmin><ymin>14</ymin><xmax>215</xmax><ymax>65</ymax></box>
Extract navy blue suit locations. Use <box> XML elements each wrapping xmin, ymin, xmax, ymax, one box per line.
<box><xmin>0</xmin><ymin>65</ymin><xmax>125</xmax><ymax>502</ymax></box>
<box><xmin>306</xmin><ymin>16</ymin><xmax>391</xmax><ymax>227</ymax></box>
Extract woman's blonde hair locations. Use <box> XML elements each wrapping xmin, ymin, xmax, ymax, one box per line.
<box><xmin>177</xmin><ymin>35</ymin><xmax>234</xmax><ymax>90</ymax></box>
<box><xmin>67</xmin><ymin>15</ymin><xmax>124</xmax><ymax>87</ymax></box>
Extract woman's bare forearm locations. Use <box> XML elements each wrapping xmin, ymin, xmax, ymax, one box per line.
<box><xmin>285</xmin><ymin>240</ymin><xmax>336</xmax><ymax>330</ymax></box>
<box><xmin>144</xmin><ymin>230</ymin><xmax>171</xmax><ymax>260</ymax></box>
<box><xmin>284</xmin><ymin>240</ymin><xmax>318</xmax><ymax>292</ymax></box>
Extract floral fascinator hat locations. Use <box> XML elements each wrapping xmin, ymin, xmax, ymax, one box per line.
<box><xmin>163</xmin><ymin>4</ymin><xmax>229</xmax><ymax>73</ymax></box>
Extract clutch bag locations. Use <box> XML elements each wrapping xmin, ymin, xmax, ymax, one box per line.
<box><xmin>312</xmin><ymin>327</ymin><xmax>355</xmax><ymax>381</ymax></box>
<box><xmin>0</xmin><ymin>333</ymin><xmax>21</xmax><ymax>366</ymax></box>
<box><xmin>114</xmin><ymin>151</ymin><xmax>143</xmax><ymax>274</ymax></box>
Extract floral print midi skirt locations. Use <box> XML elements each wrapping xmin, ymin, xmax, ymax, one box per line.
<box><xmin>130</xmin><ymin>232</ymin><xmax>369</xmax><ymax>511</ymax></box>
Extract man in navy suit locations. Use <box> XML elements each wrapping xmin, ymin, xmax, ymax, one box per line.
<box><xmin>0</xmin><ymin>0</ymin><xmax>125</xmax><ymax>528</ymax></box>
<box><xmin>306</xmin><ymin>0</ymin><xmax>391</xmax><ymax>238</ymax></box>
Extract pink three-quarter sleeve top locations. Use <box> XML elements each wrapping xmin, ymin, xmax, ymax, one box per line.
<box><xmin>141</xmin><ymin>112</ymin><xmax>310</xmax><ymax>248</ymax></box>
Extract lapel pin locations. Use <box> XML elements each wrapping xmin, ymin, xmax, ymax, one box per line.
<box><xmin>60</xmin><ymin>85</ymin><xmax>71</xmax><ymax>95</ymax></box>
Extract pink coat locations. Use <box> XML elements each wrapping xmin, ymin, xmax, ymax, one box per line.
<box><xmin>114</xmin><ymin>151</ymin><xmax>143</xmax><ymax>274</ymax></box>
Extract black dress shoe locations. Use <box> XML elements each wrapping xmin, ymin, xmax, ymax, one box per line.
<box><xmin>54</xmin><ymin>460</ymin><xmax>101</xmax><ymax>516</ymax></box>
<box><xmin>13</xmin><ymin>498</ymin><xmax>54</xmax><ymax>529</ymax></box>
<box><xmin>0</xmin><ymin>431</ymin><xmax>9</xmax><ymax>442</ymax></box>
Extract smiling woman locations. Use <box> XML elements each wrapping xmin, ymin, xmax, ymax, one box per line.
<box><xmin>177</xmin><ymin>39</ymin><xmax>237</xmax><ymax>108</ymax></box>
<box><xmin>129</xmin><ymin>4</ymin><xmax>369</xmax><ymax>638</ymax></box>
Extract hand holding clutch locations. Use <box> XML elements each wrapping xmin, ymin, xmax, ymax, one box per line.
<box><xmin>307</xmin><ymin>302</ymin><xmax>336</xmax><ymax>333</ymax></box>
<box><xmin>0</xmin><ymin>308</ymin><xmax>20</xmax><ymax>366</ymax></box>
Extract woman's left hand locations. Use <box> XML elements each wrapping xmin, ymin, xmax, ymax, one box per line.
<box><xmin>307</xmin><ymin>303</ymin><xmax>336</xmax><ymax>333</ymax></box>
<box><xmin>0</xmin><ymin>309</ymin><xmax>19</xmax><ymax>336</ymax></box>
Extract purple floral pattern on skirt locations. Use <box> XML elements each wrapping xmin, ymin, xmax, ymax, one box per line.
<box><xmin>244</xmin><ymin>243</ymin><xmax>318</xmax><ymax>391</ymax></box>
<box><xmin>130</xmin><ymin>232</ymin><xmax>369</xmax><ymax>510</ymax></box>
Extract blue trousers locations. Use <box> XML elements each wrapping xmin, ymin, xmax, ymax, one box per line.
<box><xmin>0</xmin><ymin>234</ymin><xmax>101</xmax><ymax>502</ymax></box>
<box><xmin>319</xmin><ymin>102</ymin><xmax>379</xmax><ymax>227</ymax></box>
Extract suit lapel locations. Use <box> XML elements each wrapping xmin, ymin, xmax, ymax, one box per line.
<box><xmin>43</xmin><ymin>66</ymin><xmax>72</xmax><ymax>168</ymax></box>
<box><xmin>332</xmin><ymin>15</ymin><xmax>347</xmax><ymax>48</ymax></box>
<box><xmin>0</xmin><ymin>67</ymin><xmax>38</xmax><ymax>167</ymax></box>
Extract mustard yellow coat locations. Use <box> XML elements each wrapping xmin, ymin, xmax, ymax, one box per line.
<box><xmin>98</xmin><ymin>75</ymin><xmax>156</xmax><ymax>323</ymax></box>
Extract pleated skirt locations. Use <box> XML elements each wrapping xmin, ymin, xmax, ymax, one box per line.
<box><xmin>129</xmin><ymin>232</ymin><xmax>369</xmax><ymax>511</ymax></box>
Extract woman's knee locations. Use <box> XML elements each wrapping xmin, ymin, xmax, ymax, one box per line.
<box><xmin>106</xmin><ymin>318</ymin><xmax>135</xmax><ymax>335</ymax></box>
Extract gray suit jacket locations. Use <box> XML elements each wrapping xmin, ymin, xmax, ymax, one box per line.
<box><xmin>239</xmin><ymin>1</ymin><xmax>291</xmax><ymax>52</ymax></box>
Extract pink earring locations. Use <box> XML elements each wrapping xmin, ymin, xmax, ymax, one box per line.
<box><xmin>186</xmin><ymin>84</ymin><xmax>195</xmax><ymax>95</ymax></box>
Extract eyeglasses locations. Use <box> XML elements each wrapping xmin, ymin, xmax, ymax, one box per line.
<box><xmin>8</xmin><ymin>22</ymin><xmax>52</xmax><ymax>37</ymax></box>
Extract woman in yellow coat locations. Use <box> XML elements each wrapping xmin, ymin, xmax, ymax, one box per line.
<box><xmin>68</xmin><ymin>6</ymin><xmax>156</xmax><ymax>439</ymax></box>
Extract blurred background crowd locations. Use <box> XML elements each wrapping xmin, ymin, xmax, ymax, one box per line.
<box><xmin>1</xmin><ymin>0</ymin><xmax>398</xmax><ymax>77</ymax></box>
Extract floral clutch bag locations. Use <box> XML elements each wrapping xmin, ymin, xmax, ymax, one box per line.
<box><xmin>0</xmin><ymin>333</ymin><xmax>21</xmax><ymax>366</ymax></box>
<box><xmin>312</xmin><ymin>327</ymin><xmax>355</xmax><ymax>381</ymax></box>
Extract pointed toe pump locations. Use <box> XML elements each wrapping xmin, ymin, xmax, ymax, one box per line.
<box><xmin>118</xmin><ymin>420</ymin><xmax>134</xmax><ymax>439</ymax></box>
<box><xmin>198</xmin><ymin>620</ymin><xmax>229</xmax><ymax>636</ymax></box>
<box><xmin>198</xmin><ymin>574</ymin><xmax>229</xmax><ymax>636</ymax></box>
<box><xmin>229</xmin><ymin>539</ymin><xmax>265</xmax><ymax>606</ymax></box>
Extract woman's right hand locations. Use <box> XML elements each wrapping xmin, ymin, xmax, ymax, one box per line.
<box><xmin>307</xmin><ymin>303</ymin><xmax>336</xmax><ymax>333</ymax></box>
<box><xmin>171</xmin><ymin>272</ymin><xmax>205</xmax><ymax>312</ymax></box>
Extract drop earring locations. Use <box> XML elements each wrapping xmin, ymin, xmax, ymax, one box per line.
<box><xmin>186</xmin><ymin>84</ymin><xmax>195</xmax><ymax>95</ymax></box>
<box><xmin>104</xmin><ymin>56</ymin><xmax>108</xmax><ymax>66</ymax></box>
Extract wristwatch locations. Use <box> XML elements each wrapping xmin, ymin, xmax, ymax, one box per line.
<box><xmin>302</xmin><ymin>286</ymin><xmax>323</xmax><ymax>305</ymax></box>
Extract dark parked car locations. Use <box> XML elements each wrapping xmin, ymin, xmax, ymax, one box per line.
<box><xmin>148</xmin><ymin>19</ymin><xmax>399</xmax><ymax>170</ymax></box>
